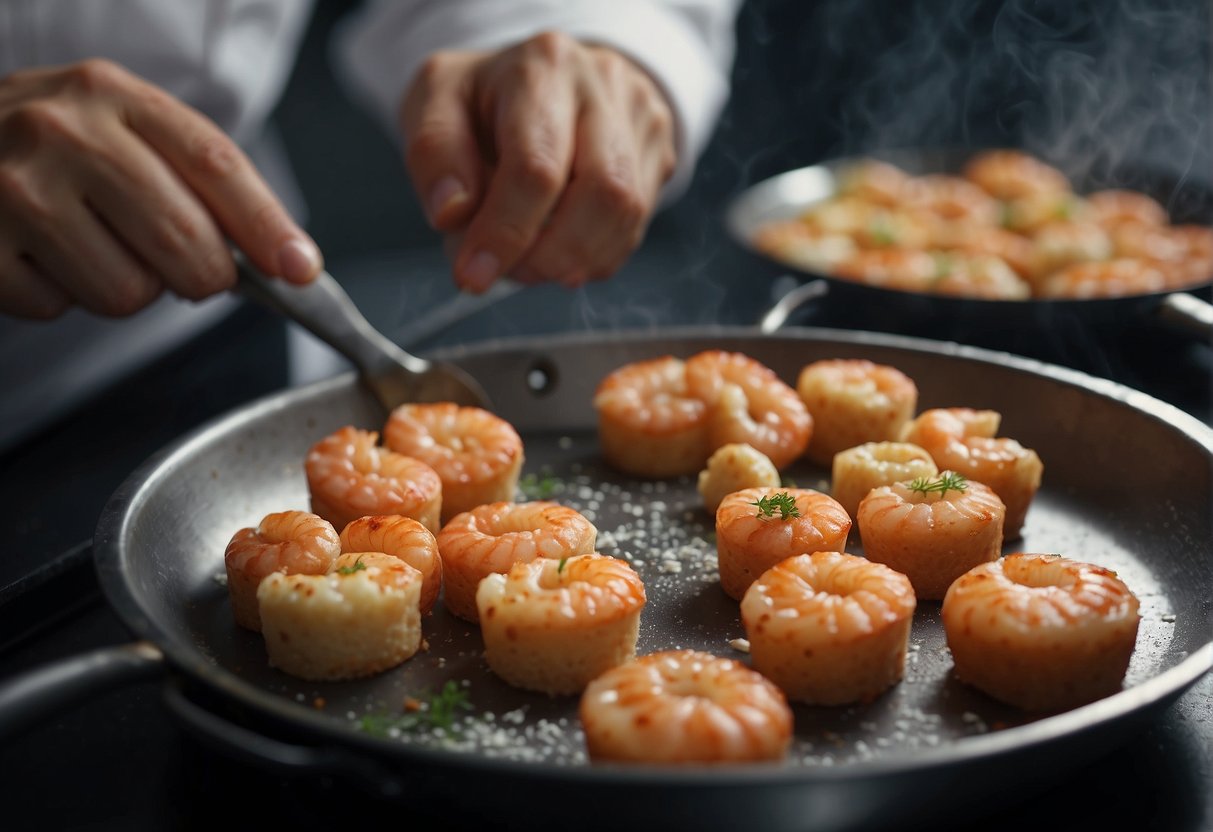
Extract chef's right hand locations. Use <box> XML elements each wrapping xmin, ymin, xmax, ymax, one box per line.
<box><xmin>0</xmin><ymin>59</ymin><xmax>322</xmax><ymax>319</ymax></box>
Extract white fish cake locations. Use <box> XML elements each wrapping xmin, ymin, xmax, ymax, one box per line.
<box><xmin>476</xmin><ymin>553</ymin><xmax>646</xmax><ymax>695</ymax></box>
<box><xmin>797</xmin><ymin>359</ymin><xmax>919</xmax><ymax>466</ymax></box>
<box><xmin>696</xmin><ymin>442</ymin><xmax>781</xmax><ymax>514</ymax></box>
<box><xmin>831</xmin><ymin>441</ymin><xmax>938</xmax><ymax>521</ymax></box>
<box><xmin>257</xmin><ymin>552</ymin><xmax>422</xmax><ymax>681</ymax></box>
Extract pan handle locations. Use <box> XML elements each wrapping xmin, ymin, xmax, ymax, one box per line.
<box><xmin>758</xmin><ymin>279</ymin><xmax>831</xmax><ymax>333</ymax></box>
<box><xmin>162</xmin><ymin>681</ymin><xmax>404</xmax><ymax>796</ymax></box>
<box><xmin>0</xmin><ymin>641</ymin><xmax>164</xmax><ymax>739</ymax></box>
<box><xmin>1156</xmin><ymin>292</ymin><xmax>1213</xmax><ymax>341</ymax></box>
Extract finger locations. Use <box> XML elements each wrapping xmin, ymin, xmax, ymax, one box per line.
<box><xmin>516</xmin><ymin>99</ymin><xmax>650</xmax><ymax>288</ymax></box>
<box><xmin>400</xmin><ymin>53</ymin><xmax>483</xmax><ymax>231</ymax></box>
<box><xmin>81</xmin><ymin>122</ymin><xmax>233</xmax><ymax>300</ymax></box>
<box><xmin>0</xmin><ymin>253</ymin><xmax>70</xmax><ymax>319</ymax></box>
<box><xmin>21</xmin><ymin>198</ymin><xmax>162</xmax><ymax>317</ymax></box>
<box><xmin>122</xmin><ymin>84</ymin><xmax>322</xmax><ymax>283</ymax></box>
<box><xmin>452</xmin><ymin>68</ymin><xmax>577</xmax><ymax>293</ymax></box>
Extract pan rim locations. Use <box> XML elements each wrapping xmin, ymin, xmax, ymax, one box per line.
<box><xmin>723</xmin><ymin>147</ymin><xmax>1213</xmax><ymax>306</ymax></box>
<box><xmin>93</xmin><ymin>324</ymin><xmax>1213</xmax><ymax>783</ymax></box>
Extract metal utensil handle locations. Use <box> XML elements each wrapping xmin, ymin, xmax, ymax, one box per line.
<box><xmin>162</xmin><ymin>681</ymin><xmax>403</xmax><ymax>797</ymax></box>
<box><xmin>1156</xmin><ymin>292</ymin><xmax>1213</xmax><ymax>341</ymax></box>
<box><xmin>0</xmin><ymin>641</ymin><xmax>164</xmax><ymax>739</ymax></box>
<box><xmin>759</xmin><ymin>279</ymin><xmax>831</xmax><ymax>333</ymax></box>
<box><xmin>233</xmin><ymin>252</ymin><xmax>432</xmax><ymax>378</ymax></box>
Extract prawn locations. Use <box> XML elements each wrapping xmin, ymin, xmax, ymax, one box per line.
<box><xmin>476</xmin><ymin>553</ymin><xmax>646</xmax><ymax>695</ymax></box>
<box><xmin>740</xmin><ymin>551</ymin><xmax>916</xmax><ymax>705</ymax></box>
<box><xmin>305</xmin><ymin>426</ymin><xmax>442</xmax><ymax>534</ymax></box>
<box><xmin>223</xmin><ymin>510</ymin><xmax>341</xmax><ymax>632</ymax></box>
<box><xmin>715</xmin><ymin>486</ymin><xmax>851</xmax><ymax>600</ymax></box>
<box><xmin>578</xmin><ymin>649</ymin><xmax>793</xmax><ymax>763</ymax></box>
<box><xmin>942</xmin><ymin>553</ymin><xmax>1140</xmax><ymax>710</ymax></box>
<box><xmin>900</xmin><ymin>407</ymin><xmax>1043</xmax><ymax>540</ymax></box>
<box><xmin>796</xmin><ymin>358</ymin><xmax>919</xmax><ymax>465</ymax></box>
<box><xmin>593</xmin><ymin>356</ymin><xmax>710</xmax><ymax>478</ymax></box>
<box><xmin>962</xmin><ymin>149</ymin><xmax>1070</xmax><ymax>201</ymax></box>
<box><xmin>339</xmin><ymin>514</ymin><xmax>442</xmax><ymax>616</ymax></box>
<box><xmin>436</xmin><ymin>500</ymin><xmax>597</xmax><ymax>622</ymax></box>
<box><xmin>685</xmin><ymin>350</ymin><xmax>812</xmax><ymax>470</ymax></box>
<box><xmin>383</xmin><ymin>403</ymin><xmax>524</xmax><ymax>523</ymax></box>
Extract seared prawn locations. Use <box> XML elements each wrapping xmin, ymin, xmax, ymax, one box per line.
<box><xmin>836</xmin><ymin>158</ymin><xmax>912</xmax><ymax>206</ymax></box>
<box><xmin>1086</xmin><ymin>189</ymin><xmax>1168</xmax><ymax>229</ymax></box>
<box><xmin>579</xmin><ymin>649</ymin><xmax>793</xmax><ymax>763</ymax></box>
<box><xmin>901</xmin><ymin>407</ymin><xmax>1042</xmax><ymax>540</ymax></box>
<box><xmin>685</xmin><ymin>350</ymin><xmax>811</xmax><ymax>470</ymax></box>
<box><xmin>383</xmin><ymin>403</ymin><xmax>524</xmax><ymax>523</ymax></box>
<box><xmin>942</xmin><ymin>553</ymin><xmax>1140</xmax><ymax>711</ymax></box>
<box><xmin>1039</xmin><ymin>258</ymin><xmax>1168</xmax><ymax>299</ymax></box>
<box><xmin>257</xmin><ymin>551</ymin><xmax>423</xmax><ymax>681</ymax></box>
<box><xmin>715</xmin><ymin>486</ymin><xmax>851</xmax><ymax>600</ymax></box>
<box><xmin>751</xmin><ymin>220</ymin><xmax>858</xmax><ymax>274</ymax></box>
<box><xmin>305</xmin><ymin>426</ymin><xmax>442</xmax><ymax>534</ymax></box>
<box><xmin>593</xmin><ymin>355</ymin><xmax>710</xmax><ymax>478</ymax></box>
<box><xmin>796</xmin><ymin>358</ymin><xmax>919</xmax><ymax>465</ymax></box>
<box><xmin>856</xmin><ymin>472</ymin><xmax>1006</xmax><ymax>600</ymax></box>
<box><xmin>962</xmin><ymin>149</ymin><xmax>1070</xmax><ymax>201</ymax></box>
<box><xmin>902</xmin><ymin>174</ymin><xmax>1001</xmax><ymax>225</ymax></box>
<box><xmin>741</xmin><ymin>552</ymin><xmax>916</xmax><ymax>705</ymax></box>
<box><xmin>477</xmin><ymin>553</ymin><xmax>646</xmax><ymax>695</ymax></box>
<box><xmin>224</xmin><ymin>510</ymin><xmax>341</xmax><ymax>631</ymax></box>
<box><xmin>436</xmin><ymin>500</ymin><xmax>597</xmax><ymax>622</ymax></box>
<box><xmin>339</xmin><ymin>515</ymin><xmax>442</xmax><ymax>616</ymax></box>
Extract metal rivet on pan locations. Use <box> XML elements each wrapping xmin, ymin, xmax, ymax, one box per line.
<box><xmin>525</xmin><ymin>358</ymin><xmax>559</xmax><ymax>396</ymax></box>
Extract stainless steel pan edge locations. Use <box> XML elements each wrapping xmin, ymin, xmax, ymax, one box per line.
<box><xmin>89</xmin><ymin>325</ymin><xmax>1213</xmax><ymax>792</ymax></box>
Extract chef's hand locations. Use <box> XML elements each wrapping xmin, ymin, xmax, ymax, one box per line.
<box><xmin>0</xmin><ymin>59</ymin><xmax>322</xmax><ymax>319</ymax></box>
<box><xmin>401</xmin><ymin>32</ymin><xmax>677</xmax><ymax>293</ymax></box>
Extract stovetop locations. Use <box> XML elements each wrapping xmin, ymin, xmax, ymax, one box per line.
<box><xmin>2</xmin><ymin>243</ymin><xmax>1211</xmax><ymax>831</ymax></box>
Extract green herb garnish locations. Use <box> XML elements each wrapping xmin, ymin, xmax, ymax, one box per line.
<box><xmin>907</xmin><ymin>471</ymin><xmax>969</xmax><ymax>496</ymax></box>
<box><xmin>337</xmin><ymin>556</ymin><xmax>367</xmax><ymax>575</ymax></box>
<box><xmin>868</xmin><ymin>217</ymin><xmax>897</xmax><ymax>247</ymax></box>
<box><xmin>751</xmin><ymin>491</ymin><xmax>801</xmax><ymax>520</ymax></box>
<box><xmin>557</xmin><ymin>556</ymin><xmax>568</xmax><ymax>575</ymax></box>
<box><xmin>519</xmin><ymin>471</ymin><xmax>560</xmax><ymax>500</ymax></box>
<box><xmin>931</xmin><ymin>252</ymin><xmax>955</xmax><ymax>279</ymax></box>
<box><xmin>357</xmin><ymin>680</ymin><xmax>474</xmax><ymax>737</ymax></box>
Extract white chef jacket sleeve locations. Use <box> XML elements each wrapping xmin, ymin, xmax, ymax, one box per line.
<box><xmin>332</xmin><ymin>0</ymin><xmax>741</xmax><ymax>201</ymax></box>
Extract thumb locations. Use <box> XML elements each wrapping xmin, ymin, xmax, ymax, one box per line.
<box><xmin>400</xmin><ymin>56</ymin><xmax>484</xmax><ymax>231</ymax></box>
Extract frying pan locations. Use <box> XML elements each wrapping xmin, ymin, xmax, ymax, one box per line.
<box><xmin>0</xmin><ymin>325</ymin><xmax>1210</xmax><ymax>832</ymax></box>
<box><xmin>725</xmin><ymin>148</ymin><xmax>1213</xmax><ymax>341</ymax></box>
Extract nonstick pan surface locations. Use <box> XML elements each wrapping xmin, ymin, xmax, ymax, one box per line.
<box><xmin>94</xmin><ymin>327</ymin><xmax>1213</xmax><ymax>832</ymax></box>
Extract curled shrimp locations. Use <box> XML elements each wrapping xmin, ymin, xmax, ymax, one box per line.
<box><xmin>383</xmin><ymin>403</ymin><xmax>524</xmax><ymax>523</ymax></box>
<box><xmin>932</xmin><ymin>253</ymin><xmax>1031</xmax><ymax>300</ymax></box>
<box><xmin>934</xmin><ymin>223</ymin><xmax>1035</xmax><ymax>278</ymax></box>
<box><xmin>831</xmin><ymin>441</ymin><xmax>938</xmax><ymax>521</ymax></box>
<box><xmin>594</xmin><ymin>356</ymin><xmax>710</xmax><ymax>478</ymax></box>
<box><xmin>900</xmin><ymin>408</ymin><xmax>1043</xmax><ymax>540</ymax></box>
<box><xmin>1039</xmin><ymin>258</ymin><xmax>1168</xmax><ymax>299</ymax></box>
<box><xmin>224</xmin><ymin>510</ymin><xmax>341</xmax><ymax>631</ymax></box>
<box><xmin>477</xmin><ymin>553</ymin><xmax>646</xmax><ymax>695</ymax></box>
<box><xmin>962</xmin><ymin>149</ymin><xmax>1070</xmax><ymax>201</ymax></box>
<box><xmin>436</xmin><ymin>500</ymin><xmax>597</xmax><ymax>622</ymax></box>
<box><xmin>741</xmin><ymin>551</ymin><xmax>916</xmax><ymax>705</ymax></box>
<box><xmin>579</xmin><ymin>649</ymin><xmax>793</xmax><ymax>763</ymax></box>
<box><xmin>856</xmin><ymin>473</ymin><xmax>1006</xmax><ymax>600</ymax></box>
<box><xmin>715</xmin><ymin>486</ymin><xmax>851</xmax><ymax>600</ymax></box>
<box><xmin>942</xmin><ymin>553</ymin><xmax>1140</xmax><ymax>710</ymax></box>
<box><xmin>832</xmin><ymin>248</ymin><xmax>939</xmax><ymax>293</ymax></box>
<box><xmin>1085</xmin><ymin>189</ymin><xmax>1168</xmax><ymax>229</ymax></box>
<box><xmin>685</xmin><ymin>350</ymin><xmax>811</xmax><ymax>470</ymax></box>
<box><xmin>796</xmin><ymin>358</ymin><xmax>919</xmax><ymax>466</ymax></box>
<box><xmin>339</xmin><ymin>515</ymin><xmax>442</xmax><ymax>616</ymax></box>
<box><xmin>305</xmin><ymin>426</ymin><xmax>442</xmax><ymax>534</ymax></box>
<box><xmin>257</xmin><ymin>551</ymin><xmax>423</xmax><ymax>681</ymax></box>
<box><xmin>902</xmin><ymin>174</ymin><xmax>1001</xmax><ymax>225</ymax></box>
<box><xmin>1159</xmin><ymin>224</ymin><xmax>1213</xmax><ymax>288</ymax></box>
<box><xmin>1002</xmin><ymin>191</ymin><xmax>1090</xmax><ymax>234</ymax></box>
<box><xmin>836</xmin><ymin>158</ymin><xmax>912</xmax><ymax>206</ymax></box>
<box><xmin>752</xmin><ymin>220</ymin><xmax>858</xmax><ymax>274</ymax></box>
<box><xmin>1028</xmin><ymin>221</ymin><xmax>1113</xmax><ymax>285</ymax></box>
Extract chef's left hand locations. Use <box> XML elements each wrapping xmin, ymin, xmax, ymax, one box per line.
<box><xmin>400</xmin><ymin>32</ymin><xmax>677</xmax><ymax>293</ymax></box>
